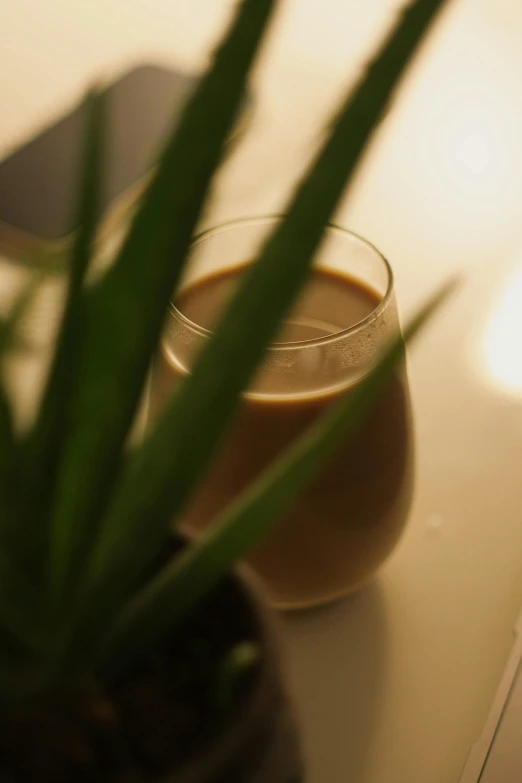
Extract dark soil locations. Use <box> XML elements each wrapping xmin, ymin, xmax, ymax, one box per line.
<box><xmin>0</xmin><ymin>573</ymin><xmax>260</xmax><ymax>782</ymax></box>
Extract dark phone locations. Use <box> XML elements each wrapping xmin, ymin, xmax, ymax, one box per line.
<box><xmin>0</xmin><ymin>65</ymin><xmax>197</xmax><ymax>241</ymax></box>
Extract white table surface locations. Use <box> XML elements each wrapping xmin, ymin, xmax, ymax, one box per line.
<box><xmin>2</xmin><ymin>1</ymin><xmax>522</xmax><ymax>781</ymax></box>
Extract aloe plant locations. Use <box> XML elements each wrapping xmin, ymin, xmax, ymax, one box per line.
<box><xmin>0</xmin><ymin>0</ymin><xmax>451</xmax><ymax>704</ymax></box>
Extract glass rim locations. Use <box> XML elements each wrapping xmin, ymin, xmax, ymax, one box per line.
<box><xmin>168</xmin><ymin>216</ymin><xmax>394</xmax><ymax>352</ymax></box>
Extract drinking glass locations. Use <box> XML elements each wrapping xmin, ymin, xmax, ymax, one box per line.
<box><xmin>150</xmin><ymin>217</ymin><xmax>413</xmax><ymax>609</ymax></box>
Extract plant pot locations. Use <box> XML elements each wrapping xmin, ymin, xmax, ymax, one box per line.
<box><xmin>0</xmin><ymin>540</ymin><xmax>302</xmax><ymax>783</ymax></box>
<box><xmin>167</xmin><ymin>561</ymin><xmax>303</xmax><ymax>783</ymax></box>
<box><xmin>114</xmin><ymin>536</ymin><xmax>303</xmax><ymax>782</ymax></box>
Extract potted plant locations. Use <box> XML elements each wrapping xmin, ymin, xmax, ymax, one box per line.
<box><xmin>0</xmin><ymin>0</ymin><xmax>453</xmax><ymax>779</ymax></box>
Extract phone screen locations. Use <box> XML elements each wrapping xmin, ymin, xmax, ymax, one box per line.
<box><xmin>0</xmin><ymin>65</ymin><xmax>196</xmax><ymax>241</ymax></box>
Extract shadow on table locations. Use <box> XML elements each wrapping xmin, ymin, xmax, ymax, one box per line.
<box><xmin>281</xmin><ymin>581</ymin><xmax>389</xmax><ymax>783</ymax></box>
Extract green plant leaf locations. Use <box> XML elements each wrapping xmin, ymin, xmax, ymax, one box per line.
<box><xmin>0</xmin><ymin>386</ymin><xmax>13</xmax><ymax>522</ymax></box>
<box><xmin>0</xmin><ymin>382</ymin><xmax>14</xmax><ymax>578</ymax></box>
<box><xmin>19</xmin><ymin>90</ymin><xmax>106</xmax><ymax>599</ymax></box>
<box><xmin>0</xmin><ymin>272</ymin><xmax>47</xmax><ymax>358</ymax></box>
<box><xmin>0</xmin><ymin>270</ymin><xmax>51</xmax><ymax>526</ymax></box>
<box><xmin>46</xmin><ymin>0</ymin><xmax>277</xmax><ymax>602</ymax></box>
<box><xmin>0</xmin><ymin>274</ymin><xmax>54</xmax><ymax>615</ymax></box>
<box><xmin>98</xmin><ymin>280</ymin><xmax>457</xmax><ymax>673</ymax></box>
<box><xmin>15</xmin><ymin>245</ymin><xmax>70</xmax><ymax>276</ymax></box>
<box><xmin>0</xmin><ymin>93</ymin><xmax>105</xmax><ymax>655</ymax></box>
<box><xmin>216</xmin><ymin>642</ymin><xmax>259</xmax><ymax>717</ymax></box>
<box><xmin>0</xmin><ymin>283</ymin><xmax>25</xmax><ymax>527</ymax></box>
<box><xmin>83</xmin><ymin>0</ymin><xmax>450</xmax><ymax>629</ymax></box>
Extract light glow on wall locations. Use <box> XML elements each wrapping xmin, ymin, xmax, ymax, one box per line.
<box><xmin>483</xmin><ymin>261</ymin><xmax>522</xmax><ymax>396</ymax></box>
